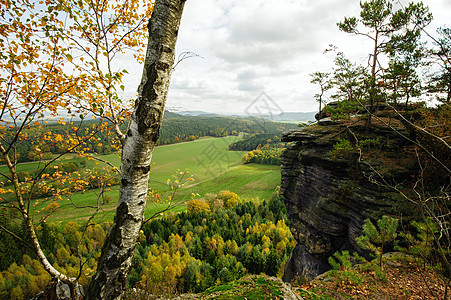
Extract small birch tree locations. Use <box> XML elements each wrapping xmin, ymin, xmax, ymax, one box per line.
<box><xmin>310</xmin><ymin>71</ymin><xmax>331</xmax><ymax>115</ymax></box>
<box><xmin>1</xmin><ymin>0</ymin><xmax>188</xmax><ymax>298</ymax></box>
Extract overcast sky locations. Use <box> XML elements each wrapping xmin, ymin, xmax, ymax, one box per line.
<box><xmin>121</xmin><ymin>0</ymin><xmax>451</xmax><ymax>115</ymax></box>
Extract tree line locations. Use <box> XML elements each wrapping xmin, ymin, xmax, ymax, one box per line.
<box><xmin>228</xmin><ymin>133</ymin><xmax>287</xmax><ymax>151</ymax></box>
<box><xmin>0</xmin><ymin>115</ymin><xmax>298</xmax><ymax>165</ymax></box>
<box><xmin>229</xmin><ymin>133</ymin><xmax>290</xmax><ymax>166</ymax></box>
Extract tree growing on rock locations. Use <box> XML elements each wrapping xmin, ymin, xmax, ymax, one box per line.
<box><xmin>310</xmin><ymin>71</ymin><xmax>332</xmax><ymax>116</ymax></box>
<box><xmin>337</xmin><ymin>0</ymin><xmax>432</xmax><ymax>124</ymax></box>
<box><xmin>305</xmin><ymin>1</ymin><xmax>450</xmax><ymax>294</ymax></box>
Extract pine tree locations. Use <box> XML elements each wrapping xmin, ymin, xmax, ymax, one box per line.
<box><xmin>356</xmin><ymin>215</ymin><xmax>398</xmax><ymax>269</ymax></box>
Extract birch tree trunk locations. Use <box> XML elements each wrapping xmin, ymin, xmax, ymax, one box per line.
<box><xmin>85</xmin><ymin>0</ymin><xmax>186</xmax><ymax>298</ymax></box>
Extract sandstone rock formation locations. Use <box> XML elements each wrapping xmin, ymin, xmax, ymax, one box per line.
<box><xmin>280</xmin><ymin>118</ymin><xmax>418</xmax><ymax>281</ymax></box>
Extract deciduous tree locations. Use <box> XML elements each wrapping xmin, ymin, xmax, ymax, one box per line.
<box><xmin>86</xmin><ymin>0</ymin><xmax>186</xmax><ymax>298</ymax></box>
<box><xmin>1</xmin><ymin>0</ymin><xmax>187</xmax><ymax>298</ymax></box>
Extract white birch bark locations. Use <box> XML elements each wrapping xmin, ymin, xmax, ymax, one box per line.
<box><xmin>85</xmin><ymin>0</ymin><xmax>186</xmax><ymax>298</ymax></box>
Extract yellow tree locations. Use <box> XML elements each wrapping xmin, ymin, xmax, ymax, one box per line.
<box><xmin>0</xmin><ymin>0</ymin><xmax>187</xmax><ymax>298</ymax></box>
<box><xmin>0</xmin><ymin>0</ymin><xmax>90</xmax><ymax>288</ymax></box>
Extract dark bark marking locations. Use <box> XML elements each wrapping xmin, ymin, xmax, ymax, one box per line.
<box><xmin>133</xmin><ymin>164</ymin><xmax>151</xmax><ymax>174</ymax></box>
<box><xmin>150</xmin><ymin>123</ymin><xmax>161</xmax><ymax>142</ymax></box>
<box><xmin>121</xmin><ymin>179</ymin><xmax>129</xmax><ymax>187</ymax></box>
<box><xmin>157</xmin><ymin>61</ymin><xmax>170</xmax><ymax>70</ymax></box>
<box><xmin>162</xmin><ymin>45</ymin><xmax>173</xmax><ymax>54</ymax></box>
<box><xmin>115</xmin><ymin>202</ymin><xmax>142</xmax><ymax>224</ymax></box>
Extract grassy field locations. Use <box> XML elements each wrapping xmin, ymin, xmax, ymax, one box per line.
<box><xmin>1</xmin><ymin>136</ymin><xmax>243</xmax><ymax>177</ymax></box>
<box><xmin>184</xmin><ymin>164</ymin><xmax>281</xmax><ymax>200</ymax></box>
<box><xmin>13</xmin><ymin>136</ymin><xmax>281</xmax><ymax>223</ymax></box>
<box><xmin>0</xmin><ymin>152</ymin><xmax>109</xmax><ymax>175</ymax></box>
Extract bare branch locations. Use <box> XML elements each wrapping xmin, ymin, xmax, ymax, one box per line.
<box><xmin>172</xmin><ymin>51</ymin><xmax>203</xmax><ymax>71</ymax></box>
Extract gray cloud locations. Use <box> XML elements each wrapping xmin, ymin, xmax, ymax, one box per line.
<box><xmin>163</xmin><ymin>0</ymin><xmax>451</xmax><ymax>114</ymax></box>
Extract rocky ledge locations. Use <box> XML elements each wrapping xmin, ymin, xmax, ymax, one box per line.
<box><xmin>280</xmin><ymin>118</ymin><xmax>419</xmax><ymax>281</ymax></box>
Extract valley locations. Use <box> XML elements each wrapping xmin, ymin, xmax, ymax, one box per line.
<box><xmin>8</xmin><ymin>136</ymin><xmax>281</xmax><ymax>223</ymax></box>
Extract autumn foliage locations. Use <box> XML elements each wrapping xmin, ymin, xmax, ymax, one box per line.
<box><xmin>0</xmin><ymin>0</ymin><xmax>154</xmax><ymax>292</ymax></box>
<box><xmin>0</xmin><ymin>192</ymin><xmax>295</xmax><ymax>298</ymax></box>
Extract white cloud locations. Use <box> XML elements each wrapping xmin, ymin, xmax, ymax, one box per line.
<box><xmin>120</xmin><ymin>0</ymin><xmax>451</xmax><ymax>114</ymax></box>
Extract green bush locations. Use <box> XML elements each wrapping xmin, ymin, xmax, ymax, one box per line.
<box><xmin>328</xmin><ymin>250</ymin><xmax>365</xmax><ymax>285</ymax></box>
<box><xmin>358</xmin><ymin>138</ymin><xmax>381</xmax><ymax>149</ymax></box>
<box><xmin>329</xmin><ymin>139</ymin><xmax>355</xmax><ymax>159</ymax></box>
<box><xmin>356</xmin><ymin>215</ymin><xmax>398</xmax><ymax>270</ymax></box>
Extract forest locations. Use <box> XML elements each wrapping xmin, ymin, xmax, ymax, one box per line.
<box><xmin>0</xmin><ymin>189</ymin><xmax>294</xmax><ymax>299</ymax></box>
<box><xmin>228</xmin><ymin>133</ymin><xmax>287</xmax><ymax>151</ymax></box>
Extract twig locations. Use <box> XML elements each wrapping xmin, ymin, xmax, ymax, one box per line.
<box><xmin>172</xmin><ymin>51</ymin><xmax>203</xmax><ymax>71</ymax></box>
<box><xmin>77</xmin><ymin>152</ymin><xmax>120</xmax><ymax>173</ymax></box>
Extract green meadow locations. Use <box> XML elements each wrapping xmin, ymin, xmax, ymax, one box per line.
<box><xmin>10</xmin><ymin>136</ymin><xmax>281</xmax><ymax>223</ymax></box>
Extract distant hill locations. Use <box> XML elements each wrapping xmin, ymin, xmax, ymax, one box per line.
<box><xmin>175</xmin><ymin>110</ymin><xmax>223</xmax><ymax>117</ymax></box>
<box><xmin>169</xmin><ymin>110</ymin><xmax>316</xmax><ymax>122</ymax></box>
<box><xmin>163</xmin><ymin>110</ymin><xmax>183</xmax><ymax>118</ymax></box>
<box><xmin>257</xmin><ymin>111</ymin><xmax>315</xmax><ymax>122</ymax></box>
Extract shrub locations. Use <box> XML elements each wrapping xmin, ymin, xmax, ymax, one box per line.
<box><xmin>356</xmin><ymin>215</ymin><xmax>398</xmax><ymax>270</ymax></box>
<box><xmin>359</xmin><ymin>138</ymin><xmax>380</xmax><ymax>149</ymax></box>
<box><xmin>187</xmin><ymin>199</ymin><xmax>211</xmax><ymax>214</ymax></box>
<box><xmin>328</xmin><ymin>250</ymin><xmax>365</xmax><ymax>285</ymax></box>
<box><xmin>329</xmin><ymin>138</ymin><xmax>355</xmax><ymax>159</ymax></box>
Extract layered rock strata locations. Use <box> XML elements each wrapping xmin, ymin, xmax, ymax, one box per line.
<box><xmin>281</xmin><ymin>120</ymin><xmax>416</xmax><ymax>281</ymax></box>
